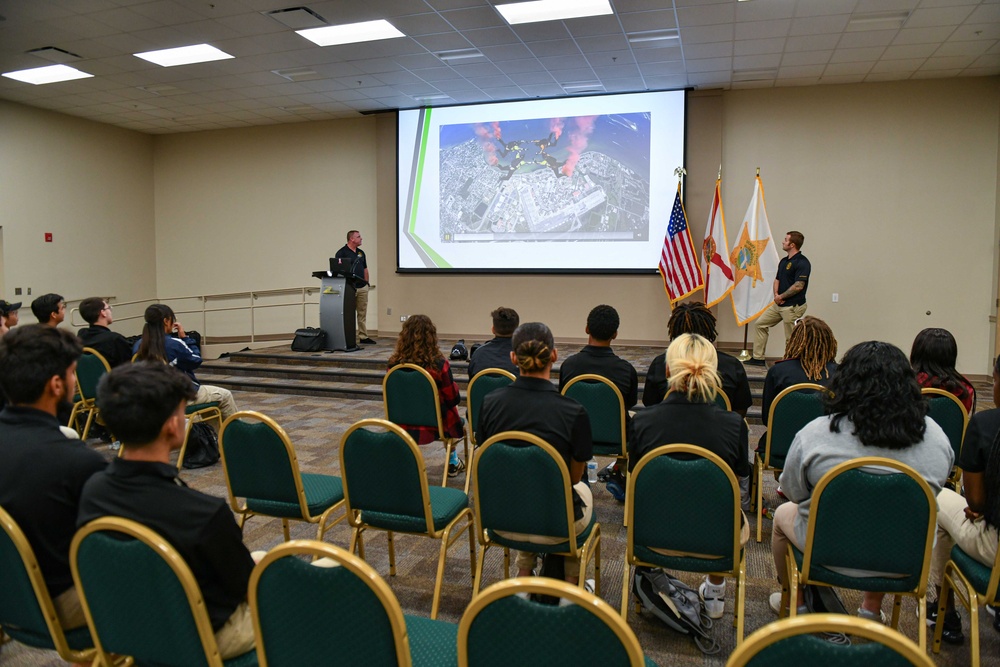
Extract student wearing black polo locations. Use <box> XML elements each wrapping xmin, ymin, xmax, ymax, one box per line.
<box><xmin>78</xmin><ymin>363</ymin><xmax>257</xmax><ymax>659</ymax></box>
<box><xmin>477</xmin><ymin>321</ymin><xmax>594</xmax><ymax>587</ymax></box>
<box><xmin>558</xmin><ymin>304</ymin><xmax>638</xmax><ymax>410</ymax></box>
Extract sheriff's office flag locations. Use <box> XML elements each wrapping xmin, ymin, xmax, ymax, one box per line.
<box><xmin>729</xmin><ymin>175</ymin><xmax>779</xmax><ymax>325</ymax></box>
<box><xmin>702</xmin><ymin>178</ymin><xmax>734</xmax><ymax>308</ymax></box>
<box><xmin>659</xmin><ymin>184</ymin><xmax>704</xmax><ymax>304</ymax></box>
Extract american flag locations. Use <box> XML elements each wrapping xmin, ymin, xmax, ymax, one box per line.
<box><xmin>658</xmin><ymin>185</ymin><xmax>704</xmax><ymax>304</ymax></box>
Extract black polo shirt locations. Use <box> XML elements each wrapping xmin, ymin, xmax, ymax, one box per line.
<box><xmin>961</xmin><ymin>407</ymin><xmax>1000</xmax><ymax>473</ymax></box>
<box><xmin>468</xmin><ymin>336</ymin><xmax>517</xmax><ymax>380</ymax></box>
<box><xmin>78</xmin><ymin>324</ymin><xmax>134</xmax><ymax>368</ymax></box>
<box><xmin>0</xmin><ymin>406</ymin><xmax>106</xmax><ymax>597</ymax></box>
<box><xmin>77</xmin><ymin>459</ymin><xmax>255</xmax><ymax>631</ymax></box>
<box><xmin>627</xmin><ymin>392</ymin><xmax>749</xmax><ymax>478</ymax></box>
<box><xmin>558</xmin><ymin>345</ymin><xmax>639</xmax><ymax>410</ymax></box>
<box><xmin>775</xmin><ymin>253</ymin><xmax>810</xmax><ymax>307</ymax></box>
<box><xmin>334</xmin><ymin>244</ymin><xmax>368</xmax><ymax>285</ymax></box>
<box><xmin>642</xmin><ymin>350</ymin><xmax>752</xmax><ymax>415</ymax></box>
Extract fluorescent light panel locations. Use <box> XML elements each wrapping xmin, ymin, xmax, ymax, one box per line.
<box><xmin>2</xmin><ymin>64</ymin><xmax>93</xmax><ymax>85</ymax></box>
<box><xmin>437</xmin><ymin>48</ymin><xmax>484</xmax><ymax>62</ymax></box>
<box><xmin>496</xmin><ymin>0</ymin><xmax>613</xmax><ymax>25</ymax></box>
<box><xmin>296</xmin><ymin>19</ymin><xmax>404</xmax><ymax>47</ymax></box>
<box><xmin>627</xmin><ymin>30</ymin><xmax>680</xmax><ymax>44</ymax></box>
<box><xmin>134</xmin><ymin>44</ymin><xmax>234</xmax><ymax>67</ymax></box>
<box><xmin>847</xmin><ymin>11</ymin><xmax>909</xmax><ymax>31</ymax></box>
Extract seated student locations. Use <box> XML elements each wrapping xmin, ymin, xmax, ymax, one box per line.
<box><xmin>387</xmin><ymin>314</ymin><xmax>466</xmax><ymax>477</ymax></box>
<box><xmin>642</xmin><ymin>302</ymin><xmax>752</xmax><ymax>418</ymax></box>
<box><xmin>910</xmin><ymin>327</ymin><xmax>975</xmax><ymax>413</ymax></box>
<box><xmin>0</xmin><ymin>300</ymin><xmax>20</xmax><ymax>336</ymax></box>
<box><xmin>628</xmin><ymin>333</ymin><xmax>750</xmax><ymax>619</ymax></box>
<box><xmin>770</xmin><ymin>341</ymin><xmax>953</xmax><ymax>620</ymax></box>
<box><xmin>78</xmin><ymin>363</ymin><xmax>256</xmax><ymax>659</ymax></box>
<box><xmin>77</xmin><ymin>297</ymin><xmax>133</xmax><ymax>368</ymax></box>
<box><xmin>0</xmin><ymin>325</ymin><xmax>106</xmax><ymax>629</ymax></box>
<box><xmin>926</xmin><ymin>354</ymin><xmax>1000</xmax><ymax>644</ymax></box>
<box><xmin>132</xmin><ymin>304</ymin><xmax>237</xmax><ymax>421</ymax></box>
<box><xmin>31</xmin><ymin>293</ymin><xmax>66</xmax><ymax>327</ymax></box>
<box><xmin>467</xmin><ymin>306</ymin><xmax>519</xmax><ymax>379</ymax></box>
<box><xmin>477</xmin><ymin>322</ymin><xmax>594</xmax><ymax>588</ymax></box>
<box><xmin>558</xmin><ymin>304</ymin><xmax>638</xmax><ymax>410</ymax></box>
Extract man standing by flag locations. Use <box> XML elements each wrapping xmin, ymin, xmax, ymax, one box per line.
<box><xmin>747</xmin><ymin>231</ymin><xmax>810</xmax><ymax>366</ymax></box>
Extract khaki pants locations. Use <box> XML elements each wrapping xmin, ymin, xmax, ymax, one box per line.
<box><xmin>930</xmin><ymin>488</ymin><xmax>999</xmax><ymax>587</ymax></box>
<box><xmin>214</xmin><ymin>602</ymin><xmax>255</xmax><ymax>660</ymax></box>
<box><xmin>355</xmin><ymin>286</ymin><xmax>369</xmax><ymax>340</ymax></box>
<box><xmin>194</xmin><ymin>384</ymin><xmax>238</xmax><ymax>422</ymax></box>
<box><xmin>499</xmin><ymin>482</ymin><xmax>594</xmax><ymax>579</ymax></box>
<box><xmin>753</xmin><ymin>303</ymin><xmax>807</xmax><ymax>361</ymax></box>
<box><xmin>53</xmin><ymin>586</ymin><xmax>87</xmax><ymax>630</ymax></box>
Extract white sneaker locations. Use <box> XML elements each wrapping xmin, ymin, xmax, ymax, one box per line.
<box><xmin>558</xmin><ymin>579</ymin><xmax>596</xmax><ymax>607</ymax></box>
<box><xmin>699</xmin><ymin>579</ymin><xmax>726</xmax><ymax>619</ymax></box>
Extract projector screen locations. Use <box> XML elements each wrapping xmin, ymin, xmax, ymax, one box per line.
<box><xmin>398</xmin><ymin>90</ymin><xmax>686</xmax><ymax>273</ymax></box>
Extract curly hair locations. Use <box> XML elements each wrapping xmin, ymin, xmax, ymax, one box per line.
<box><xmin>665</xmin><ymin>334</ymin><xmax>720</xmax><ymax>403</ymax></box>
<box><xmin>783</xmin><ymin>316</ymin><xmax>837</xmax><ymax>381</ymax></box>
<box><xmin>387</xmin><ymin>314</ymin><xmax>443</xmax><ymax>368</ymax></box>
<box><xmin>587</xmin><ymin>304</ymin><xmax>620</xmax><ymax>342</ymax></box>
<box><xmin>511</xmin><ymin>322</ymin><xmax>554</xmax><ymax>374</ymax></box>
<box><xmin>824</xmin><ymin>341</ymin><xmax>928</xmax><ymax>450</ymax></box>
<box><xmin>910</xmin><ymin>328</ymin><xmax>971</xmax><ymax>405</ymax></box>
<box><xmin>667</xmin><ymin>301</ymin><xmax>717</xmax><ymax>342</ymax></box>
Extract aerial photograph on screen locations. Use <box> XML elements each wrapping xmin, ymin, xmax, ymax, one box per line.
<box><xmin>438</xmin><ymin>113</ymin><xmax>651</xmax><ymax>243</ymax></box>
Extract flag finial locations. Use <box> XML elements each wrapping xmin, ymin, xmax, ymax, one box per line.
<box><xmin>755</xmin><ymin>166</ymin><xmax>760</xmax><ymax>177</ymax></box>
<box><xmin>717</xmin><ymin>164</ymin><xmax>722</xmax><ymax>180</ymax></box>
<box><xmin>673</xmin><ymin>166</ymin><xmax>687</xmax><ymax>178</ymax></box>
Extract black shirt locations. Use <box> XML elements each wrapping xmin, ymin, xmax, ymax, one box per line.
<box><xmin>77</xmin><ymin>459</ymin><xmax>255</xmax><ymax>630</ymax></box>
<box><xmin>334</xmin><ymin>244</ymin><xmax>368</xmax><ymax>285</ymax></box>
<box><xmin>627</xmin><ymin>393</ymin><xmax>750</xmax><ymax>478</ymax></box>
<box><xmin>468</xmin><ymin>336</ymin><xmax>517</xmax><ymax>380</ymax></box>
<box><xmin>643</xmin><ymin>350</ymin><xmax>752</xmax><ymax>415</ymax></box>
<box><xmin>760</xmin><ymin>359</ymin><xmax>837</xmax><ymax>426</ymax></box>
<box><xmin>558</xmin><ymin>345</ymin><xmax>639</xmax><ymax>410</ymax></box>
<box><xmin>776</xmin><ymin>253</ymin><xmax>810</xmax><ymax>307</ymax></box>
<box><xmin>0</xmin><ymin>406</ymin><xmax>106</xmax><ymax>597</ymax></box>
<box><xmin>961</xmin><ymin>407</ymin><xmax>1000</xmax><ymax>473</ymax></box>
<box><xmin>78</xmin><ymin>324</ymin><xmax>134</xmax><ymax>368</ymax></box>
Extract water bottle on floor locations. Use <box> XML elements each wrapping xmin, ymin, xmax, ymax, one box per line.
<box><xmin>587</xmin><ymin>458</ymin><xmax>598</xmax><ymax>484</ymax></box>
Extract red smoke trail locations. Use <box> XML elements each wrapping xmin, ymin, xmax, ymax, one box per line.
<box><xmin>560</xmin><ymin>115</ymin><xmax>597</xmax><ymax>177</ymax></box>
<box><xmin>492</xmin><ymin>121</ymin><xmax>502</xmax><ymax>140</ymax></box>
<box><xmin>550</xmin><ymin>117</ymin><xmax>564</xmax><ymax>140</ymax></box>
<box><xmin>474</xmin><ymin>123</ymin><xmax>499</xmax><ymax>165</ymax></box>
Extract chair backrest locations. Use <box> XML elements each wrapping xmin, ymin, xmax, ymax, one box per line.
<box><xmin>77</xmin><ymin>348</ymin><xmax>111</xmax><ymax>401</ymax></box>
<box><xmin>339</xmin><ymin>419</ymin><xmax>436</xmax><ymax>534</ymax></box>
<box><xmin>561</xmin><ymin>374</ymin><xmax>626</xmax><ymax>449</ymax></box>
<box><xmin>70</xmin><ymin>516</ymin><xmax>226</xmax><ymax>667</ymax></box>
<box><xmin>802</xmin><ymin>457</ymin><xmax>936</xmax><ymax>593</ymax></box>
<box><xmin>764</xmin><ymin>383</ymin><xmax>826</xmax><ymax>468</ymax></box>
<box><xmin>472</xmin><ymin>432</ymin><xmax>577</xmax><ymax>549</ymax></box>
<box><xmin>0</xmin><ymin>505</ymin><xmax>88</xmax><ymax>657</ymax></box>
<box><xmin>467</xmin><ymin>369</ymin><xmax>516</xmax><ymax>439</ymax></box>
<box><xmin>249</xmin><ymin>540</ymin><xmax>412</xmax><ymax>667</ymax></box>
<box><xmin>219</xmin><ymin>411</ymin><xmax>309</xmax><ymax>515</ymax></box>
<box><xmin>714</xmin><ymin>388</ymin><xmax>732</xmax><ymax>411</ymax></box>
<box><xmin>383</xmin><ymin>364</ymin><xmax>444</xmax><ymax>436</ymax></box>
<box><xmin>458</xmin><ymin>578</ymin><xmax>645</xmax><ymax>667</ymax></box>
<box><xmin>726</xmin><ymin>613</ymin><xmax>934</xmax><ymax>667</ymax></box>
<box><xmin>922</xmin><ymin>388</ymin><xmax>968</xmax><ymax>464</ymax></box>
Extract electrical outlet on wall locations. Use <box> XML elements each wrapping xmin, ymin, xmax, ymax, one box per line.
<box><xmin>400</xmin><ymin>315</ymin><xmax>408</xmax><ymax>322</ymax></box>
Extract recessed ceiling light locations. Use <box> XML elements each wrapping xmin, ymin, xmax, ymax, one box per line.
<box><xmin>436</xmin><ymin>48</ymin><xmax>484</xmax><ymax>62</ymax></box>
<box><xmin>496</xmin><ymin>0</ymin><xmax>613</xmax><ymax>25</ymax></box>
<box><xmin>847</xmin><ymin>11</ymin><xmax>910</xmax><ymax>31</ymax></box>
<box><xmin>296</xmin><ymin>19</ymin><xmax>404</xmax><ymax>47</ymax></box>
<box><xmin>134</xmin><ymin>44</ymin><xmax>234</xmax><ymax>67</ymax></box>
<box><xmin>2</xmin><ymin>64</ymin><xmax>93</xmax><ymax>85</ymax></box>
<box><xmin>561</xmin><ymin>81</ymin><xmax>605</xmax><ymax>93</ymax></box>
<box><xmin>626</xmin><ymin>30</ymin><xmax>680</xmax><ymax>44</ymax></box>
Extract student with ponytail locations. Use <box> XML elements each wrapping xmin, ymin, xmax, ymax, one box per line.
<box><xmin>628</xmin><ymin>333</ymin><xmax>750</xmax><ymax>619</ymax></box>
<box><xmin>476</xmin><ymin>322</ymin><xmax>594</xmax><ymax>587</ymax></box>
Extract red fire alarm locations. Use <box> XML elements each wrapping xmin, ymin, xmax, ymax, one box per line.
<box><xmin>44</xmin><ymin>233</ymin><xmax>53</xmax><ymax>242</ymax></box>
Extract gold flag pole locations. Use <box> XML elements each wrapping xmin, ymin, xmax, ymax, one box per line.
<box><xmin>738</xmin><ymin>166</ymin><xmax>761</xmax><ymax>362</ymax></box>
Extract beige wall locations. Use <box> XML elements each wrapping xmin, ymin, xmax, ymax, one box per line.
<box><xmin>0</xmin><ymin>100</ymin><xmax>157</xmax><ymax>335</ymax></box>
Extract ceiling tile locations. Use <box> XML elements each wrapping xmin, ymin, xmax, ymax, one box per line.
<box><xmin>838</xmin><ymin>29</ymin><xmax>899</xmax><ymax>48</ymax></box>
<box><xmin>777</xmin><ymin>64</ymin><xmax>826</xmax><ymax>77</ymax></box>
<box><xmin>733</xmin><ymin>53</ymin><xmax>781</xmax><ymax>69</ymax></box>
<box><xmin>785</xmin><ymin>34</ymin><xmax>841</xmax><ymax>51</ymax></box>
<box><xmin>735</xmin><ymin>37</ymin><xmax>786</xmax><ymax>55</ymax></box>
<box><xmin>829</xmin><ymin>46</ymin><xmax>887</xmax><ymax>63</ymax></box>
<box><xmin>480</xmin><ymin>43</ymin><xmax>534</xmax><ymax>61</ymax></box>
<box><xmin>679</xmin><ymin>24</ymin><xmax>735</xmax><ymax>43</ymax></box>
<box><xmin>565</xmin><ymin>15</ymin><xmax>623</xmax><ymax>38</ymax></box>
<box><xmin>824</xmin><ymin>60</ymin><xmax>875</xmax><ymax>75</ymax></box>
<box><xmin>920</xmin><ymin>54</ymin><xmax>976</xmax><ymax>68</ymax></box>
<box><xmin>677</xmin><ymin>4</ymin><xmax>735</xmax><ymax>27</ymax></box>
<box><xmin>575</xmin><ymin>34</ymin><xmax>630</xmax><ymax>53</ymax></box>
<box><xmin>735</xmin><ymin>20</ymin><xmax>792</xmax><ymax>41</ymax></box>
<box><xmin>893</xmin><ymin>26</ymin><xmax>960</xmax><ymax>44</ymax></box>
<box><xmin>870</xmin><ymin>57</ymin><xmax>927</xmax><ymax>72</ymax></box>
<box><xmin>934</xmin><ymin>38</ymin><xmax>994</xmax><ymax>55</ymax></box>
<box><xmin>686</xmin><ymin>56</ymin><xmax>732</xmax><ymax>72</ymax></box>
<box><xmin>737</xmin><ymin>0</ymin><xmax>796</xmax><ymax>21</ymax></box>
<box><xmin>462</xmin><ymin>26</ymin><xmax>521</xmax><ymax>47</ymax></box>
<box><xmin>907</xmin><ymin>5</ymin><xmax>977</xmax><ymax>27</ymax></box>
<box><xmin>392</xmin><ymin>13</ymin><xmax>455</xmax><ymax>36</ymax></box>
<box><xmin>781</xmin><ymin>50</ymin><xmax>833</xmax><ymax>66</ymax></box>
<box><xmin>526</xmin><ymin>39</ymin><xmax>581</xmax><ymax>58</ymax></box>
<box><xmin>882</xmin><ymin>42</ymin><xmax>940</xmax><ymax>58</ymax></box>
<box><xmin>618</xmin><ymin>10</ymin><xmax>678</xmax><ymax>32</ymax></box>
<box><xmin>789</xmin><ymin>14</ymin><xmax>851</xmax><ymax>36</ymax></box>
<box><xmin>440</xmin><ymin>6</ymin><xmax>503</xmax><ymax>30</ymax></box>
<box><xmin>685</xmin><ymin>41</ymin><xmax>734</xmax><ymax>59</ymax></box>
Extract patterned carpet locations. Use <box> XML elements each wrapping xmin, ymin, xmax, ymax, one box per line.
<box><xmin>3</xmin><ymin>340</ymin><xmax>997</xmax><ymax>666</ymax></box>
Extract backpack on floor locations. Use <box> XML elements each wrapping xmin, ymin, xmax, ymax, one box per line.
<box><xmin>182</xmin><ymin>422</ymin><xmax>220</xmax><ymax>469</ymax></box>
<box><xmin>632</xmin><ymin>567</ymin><xmax>720</xmax><ymax>655</ymax></box>
<box><xmin>292</xmin><ymin>327</ymin><xmax>326</xmax><ymax>352</ymax></box>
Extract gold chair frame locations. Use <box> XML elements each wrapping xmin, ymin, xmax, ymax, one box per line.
<box><xmin>781</xmin><ymin>457</ymin><xmax>937</xmax><ymax>649</ymax></box>
<box><xmin>726</xmin><ymin>613</ymin><xmax>935</xmax><ymax>667</ymax></box>
<box><xmin>471</xmin><ymin>431</ymin><xmax>602</xmax><ymax>596</ymax></box>
<box><xmin>933</xmin><ymin>540</ymin><xmax>1000</xmax><ymax>666</ymax></box>
<box><xmin>458</xmin><ymin>577</ymin><xmax>645</xmax><ymax>667</ymax></box>
<box><xmin>249</xmin><ymin>539</ymin><xmax>415</xmax><ymax>667</ymax></box>
<box><xmin>70</xmin><ymin>516</ymin><xmax>238</xmax><ymax>667</ymax></box>
<box><xmin>68</xmin><ymin>347</ymin><xmax>111</xmax><ymax>441</ymax></box>
<box><xmin>921</xmin><ymin>387</ymin><xmax>969</xmax><ymax>485</ymax></box>
<box><xmin>176</xmin><ymin>402</ymin><xmax>224</xmax><ymax>470</ymax></box>
<box><xmin>466</xmin><ymin>368</ymin><xmax>516</xmax><ymax>494</ymax></box>
<box><xmin>383</xmin><ymin>363</ymin><xmax>470</xmax><ymax>488</ymax></box>
<box><xmin>220</xmin><ymin>411</ymin><xmax>347</xmax><ymax>542</ymax></box>
<box><xmin>339</xmin><ymin>419</ymin><xmax>476</xmax><ymax>620</ymax></box>
<box><xmin>0</xmin><ymin>505</ymin><xmax>103</xmax><ymax>666</ymax></box>
<box><xmin>620</xmin><ymin>444</ymin><xmax>746</xmax><ymax>644</ymax></box>
<box><xmin>716</xmin><ymin>387</ymin><xmax>732</xmax><ymax>411</ymax></box>
<box><xmin>753</xmin><ymin>382</ymin><xmax>825</xmax><ymax>542</ymax></box>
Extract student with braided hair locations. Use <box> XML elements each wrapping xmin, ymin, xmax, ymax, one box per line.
<box><xmin>476</xmin><ymin>322</ymin><xmax>594</xmax><ymax>588</ymax></box>
<box><xmin>642</xmin><ymin>301</ymin><xmax>752</xmax><ymax>417</ymax></box>
<box><xmin>759</xmin><ymin>315</ymin><xmax>838</xmax><ymax>429</ymax></box>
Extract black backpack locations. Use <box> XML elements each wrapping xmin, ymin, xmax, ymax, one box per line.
<box><xmin>291</xmin><ymin>327</ymin><xmax>326</xmax><ymax>352</ymax></box>
<box><xmin>632</xmin><ymin>567</ymin><xmax>719</xmax><ymax>654</ymax></box>
<box><xmin>182</xmin><ymin>422</ymin><xmax>220</xmax><ymax>469</ymax></box>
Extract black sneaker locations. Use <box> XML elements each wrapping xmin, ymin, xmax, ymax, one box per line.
<box><xmin>988</xmin><ymin>604</ymin><xmax>1000</xmax><ymax>634</ymax></box>
<box><xmin>597</xmin><ymin>461</ymin><xmax>617</xmax><ymax>482</ymax></box>
<box><xmin>926</xmin><ymin>600</ymin><xmax>965</xmax><ymax>645</ymax></box>
<box><xmin>448</xmin><ymin>459</ymin><xmax>466</xmax><ymax>477</ymax></box>
<box><xmin>745</xmin><ymin>358</ymin><xmax>766</xmax><ymax>367</ymax></box>
<box><xmin>359</xmin><ymin>338</ymin><xmax>377</xmax><ymax>345</ymax></box>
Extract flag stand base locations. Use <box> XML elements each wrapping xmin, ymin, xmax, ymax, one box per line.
<box><xmin>737</xmin><ymin>349</ymin><xmax>752</xmax><ymax>361</ymax></box>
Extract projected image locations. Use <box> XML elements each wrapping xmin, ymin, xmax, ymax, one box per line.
<box><xmin>438</xmin><ymin>113</ymin><xmax>651</xmax><ymax>242</ymax></box>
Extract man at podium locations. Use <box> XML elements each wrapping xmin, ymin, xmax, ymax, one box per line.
<box><xmin>335</xmin><ymin>230</ymin><xmax>375</xmax><ymax>345</ymax></box>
